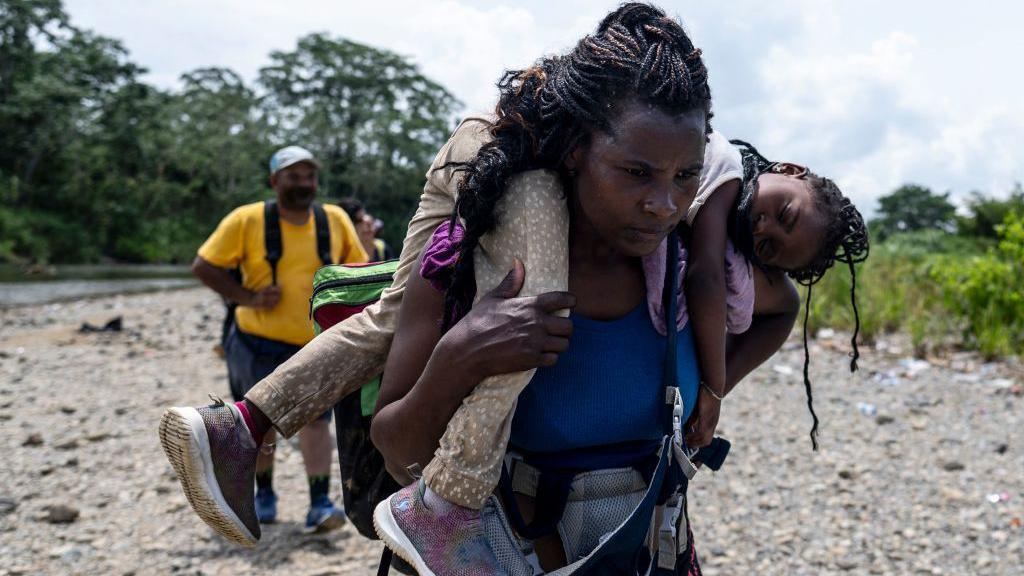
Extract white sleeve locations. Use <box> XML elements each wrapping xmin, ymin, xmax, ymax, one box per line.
<box><xmin>685</xmin><ymin>131</ymin><xmax>743</xmax><ymax>226</ymax></box>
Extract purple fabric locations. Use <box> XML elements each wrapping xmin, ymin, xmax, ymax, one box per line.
<box><xmin>420</xmin><ymin>222</ymin><xmax>755</xmax><ymax>335</ymax></box>
<box><xmin>643</xmin><ymin>237</ymin><xmax>755</xmax><ymax>336</ymax></box>
<box><xmin>421</xmin><ymin>220</ymin><xmax>464</xmax><ymax>292</ymax></box>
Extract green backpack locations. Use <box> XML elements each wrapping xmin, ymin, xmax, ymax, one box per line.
<box><xmin>311</xmin><ymin>258</ymin><xmax>399</xmax><ymax>415</ymax></box>
<box><xmin>309</xmin><ymin>258</ymin><xmax>405</xmax><ymax>543</ymax></box>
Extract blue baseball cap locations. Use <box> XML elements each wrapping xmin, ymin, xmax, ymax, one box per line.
<box><xmin>269</xmin><ymin>146</ymin><xmax>321</xmax><ymax>175</ymax></box>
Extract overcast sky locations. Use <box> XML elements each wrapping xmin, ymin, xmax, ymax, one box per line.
<box><xmin>64</xmin><ymin>0</ymin><xmax>1024</xmax><ymax>215</ymax></box>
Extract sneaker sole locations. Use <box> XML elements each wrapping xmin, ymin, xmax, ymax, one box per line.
<box><xmin>373</xmin><ymin>498</ymin><xmax>436</xmax><ymax>576</ymax></box>
<box><xmin>159</xmin><ymin>407</ymin><xmax>258</xmax><ymax>547</ymax></box>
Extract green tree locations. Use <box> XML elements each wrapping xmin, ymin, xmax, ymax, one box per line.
<box><xmin>165</xmin><ymin>67</ymin><xmax>271</xmax><ymax>217</ymax></box>
<box><xmin>258</xmin><ymin>33</ymin><xmax>461</xmax><ymax>245</ymax></box>
<box><xmin>1</xmin><ymin>3</ymin><xmax>463</xmax><ymax>264</ymax></box>
<box><xmin>870</xmin><ymin>184</ymin><xmax>957</xmax><ymax>241</ymax></box>
<box><xmin>933</xmin><ymin>210</ymin><xmax>1024</xmax><ymax>357</ymax></box>
<box><xmin>1</xmin><ymin>0</ymin><xmax>148</xmax><ymax>261</ymax></box>
<box><xmin>957</xmin><ymin>184</ymin><xmax>1024</xmax><ymax>240</ymax></box>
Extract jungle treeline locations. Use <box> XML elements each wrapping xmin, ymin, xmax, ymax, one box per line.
<box><xmin>3</xmin><ymin>0</ymin><xmax>1021</xmax><ymax>357</ymax></box>
<box><xmin>1</xmin><ymin>0</ymin><xmax>461</xmax><ymax>264</ymax></box>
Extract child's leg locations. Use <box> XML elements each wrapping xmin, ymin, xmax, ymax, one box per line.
<box><xmin>244</xmin><ymin>116</ymin><xmax>494</xmax><ymax>438</ymax></box>
<box><xmin>423</xmin><ymin>169</ymin><xmax>570</xmax><ymax>509</ymax></box>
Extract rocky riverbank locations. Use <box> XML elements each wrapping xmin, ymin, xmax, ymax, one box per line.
<box><xmin>1</xmin><ymin>288</ymin><xmax>1021</xmax><ymax>575</ymax></box>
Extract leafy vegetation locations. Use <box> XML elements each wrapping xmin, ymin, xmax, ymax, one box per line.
<box><xmin>810</xmin><ymin>185</ymin><xmax>1024</xmax><ymax>358</ymax></box>
<box><xmin>3</xmin><ymin>1</ymin><xmax>1020</xmax><ymax>358</ymax></box>
<box><xmin>0</xmin><ymin>0</ymin><xmax>460</xmax><ymax>265</ymax></box>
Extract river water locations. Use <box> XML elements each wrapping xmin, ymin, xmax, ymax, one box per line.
<box><xmin>0</xmin><ymin>264</ymin><xmax>199</xmax><ymax>307</ymax></box>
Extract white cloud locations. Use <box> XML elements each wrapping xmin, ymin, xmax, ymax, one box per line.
<box><xmin>844</xmin><ymin>106</ymin><xmax>1024</xmax><ymax>211</ymax></box>
<box><xmin>63</xmin><ymin>0</ymin><xmax>1024</xmax><ymax>216</ymax></box>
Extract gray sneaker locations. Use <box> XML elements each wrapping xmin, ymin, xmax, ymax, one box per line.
<box><xmin>159</xmin><ymin>396</ymin><xmax>260</xmax><ymax>547</ymax></box>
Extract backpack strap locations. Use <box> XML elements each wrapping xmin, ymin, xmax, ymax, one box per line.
<box><xmin>264</xmin><ymin>201</ymin><xmax>333</xmax><ymax>285</ymax></box>
<box><xmin>495</xmin><ymin>232</ymin><xmax>683</xmax><ymax>541</ymax></box>
<box><xmin>312</xmin><ymin>202</ymin><xmax>333</xmax><ymax>265</ymax></box>
<box><xmin>264</xmin><ymin>200</ymin><xmax>283</xmax><ymax>285</ymax></box>
<box><xmin>662</xmin><ymin>230</ymin><xmax>680</xmax><ymax>434</ymax></box>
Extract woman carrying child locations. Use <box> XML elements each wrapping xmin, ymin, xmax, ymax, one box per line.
<box><xmin>367</xmin><ymin>4</ymin><xmax>867</xmax><ymax>574</ymax></box>
<box><xmin>159</xmin><ymin>4</ymin><xmax>867</xmax><ymax>573</ymax></box>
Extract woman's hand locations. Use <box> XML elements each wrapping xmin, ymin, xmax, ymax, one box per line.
<box><xmin>441</xmin><ymin>258</ymin><xmax>576</xmax><ymax>380</ymax></box>
<box><xmin>684</xmin><ymin>387</ymin><xmax>721</xmax><ymax>448</ymax></box>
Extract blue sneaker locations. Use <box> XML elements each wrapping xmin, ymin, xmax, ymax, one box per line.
<box><xmin>255</xmin><ymin>489</ymin><xmax>277</xmax><ymax>524</ymax></box>
<box><xmin>305</xmin><ymin>497</ymin><xmax>346</xmax><ymax>534</ymax></box>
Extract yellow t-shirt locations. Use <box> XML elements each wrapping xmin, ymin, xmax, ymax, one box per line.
<box><xmin>198</xmin><ymin>201</ymin><xmax>368</xmax><ymax>346</ymax></box>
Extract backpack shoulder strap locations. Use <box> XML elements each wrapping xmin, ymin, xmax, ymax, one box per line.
<box><xmin>264</xmin><ymin>200</ymin><xmax>282</xmax><ymax>285</ymax></box>
<box><xmin>662</xmin><ymin>230</ymin><xmax>680</xmax><ymax>434</ymax></box>
<box><xmin>312</xmin><ymin>202</ymin><xmax>332</xmax><ymax>265</ymax></box>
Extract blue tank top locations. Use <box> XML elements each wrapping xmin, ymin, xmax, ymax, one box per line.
<box><xmin>509</xmin><ymin>303</ymin><xmax>701</xmax><ymax>453</ymax></box>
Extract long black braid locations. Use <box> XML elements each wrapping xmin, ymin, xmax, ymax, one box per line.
<box><xmin>730</xmin><ymin>139</ymin><xmax>870</xmax><ymax>450</ymax></box>
<box><xmin>440</xmin><ymin>3</ymin><xmax>713</xmax><ymax>331</ymax></box>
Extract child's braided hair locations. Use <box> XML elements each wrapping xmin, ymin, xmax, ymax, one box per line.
<box><xmin>440</xmin><ymin>3</ymin><xmax>713</xmax><ymax>330</ymax></box>
<box><xmin>731</xmin><ymin>139</ymin><xmax>870</xmax><ymax>449</ymax></box>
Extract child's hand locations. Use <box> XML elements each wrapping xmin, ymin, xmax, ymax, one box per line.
<box><xmin>684</xmin><ymin>387</ymin><xmax>721</xmax><ymax>448</ymax></box>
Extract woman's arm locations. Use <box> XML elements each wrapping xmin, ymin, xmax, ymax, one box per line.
<box><xmin>723</xmin><ymin>266</ymin><xmax>800</xmax><ymax>394</ymax></box>
<box><xmin>370</xmin><ymin>252</ymin><xmax>481</xmax><ymax>480</ymax></box>
<box><xmin>370</xmin><ymin>252</ymin><xmax>574</xmax><ymax>482</ymax></box>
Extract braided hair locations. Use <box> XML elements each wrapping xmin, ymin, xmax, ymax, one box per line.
<box><xmin>730</xmin><ymin>139</ymin><xmax>870</xmax><ymax>450</ymax></box>
<box><xmin>439</xmin><ymin>3</ymin><xmax>712</xmax><ymax>330</ymax></box>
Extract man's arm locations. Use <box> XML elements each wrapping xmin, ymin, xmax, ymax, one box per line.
<box><xmin>191</xmin><ymin>256</ymin><xmax>279</xmax><ymax>309</ymax></box>
<box><xmin>724</xmin><ymin>266</ymin><xmax>800</xmax><ymax>394</ymax></box>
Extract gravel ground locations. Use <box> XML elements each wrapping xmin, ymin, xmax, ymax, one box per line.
<box><xmin>1</xmin><ymin>288</ymin><xmax>1021</xmax><ymax>575</ymax></box>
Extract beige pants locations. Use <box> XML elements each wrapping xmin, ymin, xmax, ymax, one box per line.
<box><xmin>246</xmin><ymin>116</ymin><xmax>569</xmax><ymax>508</ymax></box>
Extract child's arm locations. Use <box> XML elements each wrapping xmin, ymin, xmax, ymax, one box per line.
<box><xmin>683</xmin><ymin>179</ymin><xmax>740</xmax><ymax>447</ymax></box>
<box><xmin>686</xmin><ymin>179</ymin><xmax>739</xmax><ymax>396</ymax></box>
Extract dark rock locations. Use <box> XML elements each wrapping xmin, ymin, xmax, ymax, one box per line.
<box><xmin>0</xmin><ymin>497</ymin><xmax>17</xmax><ymax>516</ymax></box>
<box><xmin>995</xmin><ymin>443</ymin><xmax>1009</xmax><ymax>454</ymax></box>
<box><xmin>838</xmin><ymin>469</ymin><xmax>858</xmax><ymax>480</ymax></box>
<box><xmin>78</xmin><ymin>316</ymin><xmax>123</xmax><ymax>333</ymax></box>
<box><xmin>43</xmin><ymin>504</ymin><xmax>79</xmax><ymax>524</ymax></box>
<box><xmin>22</xmin><ymin>433</ymin><xmax>43</xmax><ymax>447</ymax></box>
<box><xmin>875</xmin><ymin>414</ymin><xmax>895</xmax><ymax>425</ymax></box>
<box><xmin>940</xmin><ymin>460</ymin><xmax>965</xmax><ymax>472</ymax></box>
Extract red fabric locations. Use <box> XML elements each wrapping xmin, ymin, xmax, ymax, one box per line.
<box><xmin>686</xmin><ymin>528</ymin><xmax>703</xmax><ymax>576</ymax></box>
<box><xmin>234</xmin><ymin>400</ymin><xmax>266</xmax><ymax>445</ymax></box>
<box><xmin>314</xmin><ymin>303</ymin><xmax>371</xmax><ymax>331</ymax></box>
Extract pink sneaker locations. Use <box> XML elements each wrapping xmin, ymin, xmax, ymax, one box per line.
<box><xmin>158</xmin><ymin>396</ymin><xmax>260</xmax><ymax>546</ymax></box>
<box><xmin>373</xmin><ymin>480</ymin><xmax>507</xmax><ymax>576</ymax></box>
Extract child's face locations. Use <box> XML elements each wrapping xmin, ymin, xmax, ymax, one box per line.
<box><xmin>749</xmin><ymin>167</ymin><xmax>828</xmax><ymax>271</ymax></box>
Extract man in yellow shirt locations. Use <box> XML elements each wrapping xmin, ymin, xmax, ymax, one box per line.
<box><xmin>191</xmin><ymin>145</ymin><xmax>367</xmax><ymax>534</ymax></box>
